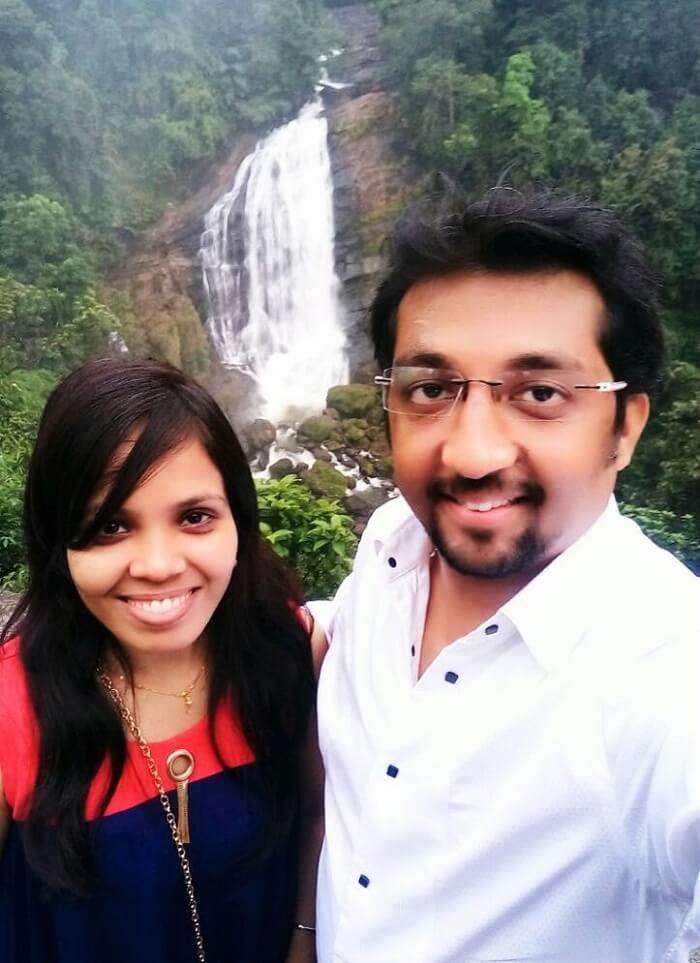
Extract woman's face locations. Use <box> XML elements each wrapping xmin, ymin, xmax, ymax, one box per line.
<box><xmin>66</xmin><ymin>437</ymin><xmax>239</xmax><ymax>659</ymax></box>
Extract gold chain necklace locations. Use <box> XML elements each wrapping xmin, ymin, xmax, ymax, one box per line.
<box><xmin>97</xmin><ymin>668</ymin><xmax>207</xmax><ymax>963</ymax></box>
<box><xmin>115</xmin><ymin>665</ymin><xmax>205</xmax><ymax>712</ymax></box>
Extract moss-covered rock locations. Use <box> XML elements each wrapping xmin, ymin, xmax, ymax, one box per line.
<box><xmin>269</xmin><ymin>458</ymin><xmax>296</xmax><ymax>479</ymax></box>
<box><xmin>298</xmin><ymin>415</ymin><xmax>340</xmax><ymax>444</ymax></box>
<box><xmin>327</xmin><ymin>384</ymin><xmax>379</xmax><ymax>419</ymax></box>
<box><xmin>343</xmin><ymin>417</ymin><xmax>370</xmax><ymax>445</ymax></box>
<box><xmin>374</xmin><ymin>455</ymin><xmax>394</xmax><ymax>478</ymax></box>
<box><xmin>304</xmin><ymin>461</ymin><xmax>348</xmax><ymax>500</ymax></box>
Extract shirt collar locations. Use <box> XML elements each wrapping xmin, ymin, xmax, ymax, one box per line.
<box><xmin>373</xmin><ymin>495</ymin><xmax>625</xmax><ymax>673</ymax></box>
<box><xmin>501</xmin><ymin>497</ymin><xmax>622</xmax><ymax>672</ymax></box>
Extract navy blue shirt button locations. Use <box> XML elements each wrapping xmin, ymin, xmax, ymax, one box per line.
<box><xmin>444</xmin><ymin>671</ymin><xmax>459</xmax><ymax>684</ymax></box>
<box><xmin>388</xmin><ymin>556</ymin><xmax>397</xmax><ymax>568</ymax></box>
<box><xmin>386</xmin><ymin>764</ymin><xmax>399</xmax><ymax>778</ymax></box>
<box><xmin>485</xmin><ymin>623</ymin><xmax>499</xmax><ymax>635</ymax></box>
<box><xmin>358</xmin><ymin>874</ymin><xmax>370</xmax><ymax>888</ymax></box>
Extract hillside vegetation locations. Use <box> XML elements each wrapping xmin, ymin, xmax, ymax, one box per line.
<box><xmin>0</xmin><ymin>0</ymin><xmax>697</xmax><ymax>585</ymax></box>
<box><xmin>370</xmin><ymin>0</ymin><xmax>699</xmax><ymax>567</ymax></box>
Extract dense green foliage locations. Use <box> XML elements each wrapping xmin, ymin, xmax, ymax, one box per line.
<box><xmin>0</xmin><ymin>0</ymin><xmax>331</xmax><ymax>588</ymax></box>
<box><xmin>256</xmin><ymin>475</ymin><xmax>358</xmax><ymax>599</ymax></box>
<box><xmin>371</xmin><ymin>0</ymin><xmax>700</xmax><ymax>569</ymax></box>
<box><xmin>0</xmin><ymin>0</ymin><xmax>331</xmax><ymax>227</ymax></box>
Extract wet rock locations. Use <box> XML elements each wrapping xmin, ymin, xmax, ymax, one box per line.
<box><xmin>343</xmin><ymin>417</ymin><xmax>370</xmax><ymax>445</ymax></box>
<box><xmin>257</xmin><ymin>447</ymin><xmax>270</xmax><ymax>470</ymax></box>
<box><xmin>326</xmin><ymin>383</ymin><xmax>379</xmax><ymax>419</ymax></box>
<box><xmin>305</xmin><ymin>461</ymin><xmax>348</xmax><ymax>500</ymax></box>
<box><xmin>312</xmin><ymin>447</ymin><xmax>333</xmax><ymax>462</ymax></box>
<box><xmin>338</xmin><ymin>452</ymin><xmax>358</xmax><ymax>469</ymax></box>
<box><xmin>343</xmin><ymin>487</ymin><xmax>390</xmax><ymax>519</ymax></box>
<box><xmin>323</xmin><ymin>407</ymin><xmax>341</xmax><ymax>420</ymax></box>
<box><xmin>269</xmin><ymin>458</ymin><xmax>296</xmax><ymax>479</ymax></box>
<box><xmin>298</xmin><ymin>414</ymin><xmax>340</xmax><ymax>444</ymax></box>
<box><xmin>356</xmin><ymin>455</ymin><xmax>376</xmax><ymax>477</ymax></box>
<box><xmin>374</xmin><ymin>455</ymin><xmax>394</xmax><ymax>478</ymax></box>
<box><xmin>245</xmin><ymin>418</ymin><xmax>276</xmax><ymax>453</ymax></box>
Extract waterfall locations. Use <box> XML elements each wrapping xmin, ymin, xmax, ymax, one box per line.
<box><xmin>200</xmin><ymin>99</ymin><xmax>348</xmax><ymax>423</ymax></box>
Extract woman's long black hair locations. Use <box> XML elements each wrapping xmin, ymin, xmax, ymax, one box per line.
<box><xmin>0</xmin><ymin>358</ymin><xmax>315</xmax><ymax>896</ymax></box>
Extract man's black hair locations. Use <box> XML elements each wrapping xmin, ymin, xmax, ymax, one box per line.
<box><xmin>370</xmin><ymin>186</ymin><xmax>664</xmax><ymax>413</ymax></box>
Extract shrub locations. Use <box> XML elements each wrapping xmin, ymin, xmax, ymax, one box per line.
<box><xmin>256</xmin><ymin>475</ymin><xmax>357</xmax><ymax>599</ymax></box>
<box><xmin>620</xmin><ymin>502</ymin><xmax>700</xmax><ymax>574</ymax></box>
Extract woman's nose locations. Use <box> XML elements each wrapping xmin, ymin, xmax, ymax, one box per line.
<box><xmin>127</xmin><ymin>533</ymin><xmax>187</xmax><ymax>581</ymax></box>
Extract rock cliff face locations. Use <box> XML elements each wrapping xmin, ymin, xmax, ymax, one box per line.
<box><xmin>109</xmin><ymin>3</ymin><xmax>413</xmax><ymax>389</ymax></box>
<box><xmin>326</xmin><ymin>4</ymin><xmax>416</xmax><ymax>377</ymax></box>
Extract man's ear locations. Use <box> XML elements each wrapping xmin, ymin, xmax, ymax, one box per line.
<box><xmin>614</xmin><ymin>393</ymin><xmax>650</xmax><ymax>471</ymax></box>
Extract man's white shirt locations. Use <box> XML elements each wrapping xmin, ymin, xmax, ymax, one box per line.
<box><xmin>314</xmin><ymin>496</ymin><xmax>700</xmax><ymax>962</ymax></box>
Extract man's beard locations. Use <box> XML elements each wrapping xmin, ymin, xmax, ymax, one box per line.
<box><xmin>426</xmin><ymin>478</ymin><xmax>547</xmax><ymax>579</ymax></box>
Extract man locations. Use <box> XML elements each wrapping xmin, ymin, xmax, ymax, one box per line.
<box><xmin>314</xmin><ymin>189</ymin><xmax>699</xmax><ymax>962</ymax></box>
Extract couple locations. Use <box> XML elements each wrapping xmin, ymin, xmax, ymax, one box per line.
<box><xmin>1</xmin><ymin>188</ymin><xmax>698</xmax><ymax>962</ymax></box>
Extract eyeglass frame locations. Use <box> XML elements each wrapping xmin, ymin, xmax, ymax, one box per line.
<box><xmin>374</xmin><ymin>367</ymin><xmax>628</xmax><ymax>418</ymax></box>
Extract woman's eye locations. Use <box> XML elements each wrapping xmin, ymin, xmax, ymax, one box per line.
<box><xmin>182</xmin><ymin>510</ymin><xmax>214</xmax><ymax>527</ymax></box>
<box><xmin>97</xmin><ymin>520</ymin><xmax>126</xmax><ymax>538</ymax></box>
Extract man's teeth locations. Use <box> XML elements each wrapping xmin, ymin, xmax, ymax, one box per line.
<box><xmin>460</xmin><ymin>498</ymin><xmax>513</xmax><ymax>512</ymax></box>
<box><xmin>128</xmin><ymin>591</ymin><xmax>192</xmax><ymax>613</ymax></box>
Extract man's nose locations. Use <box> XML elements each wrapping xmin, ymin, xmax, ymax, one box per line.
<box><xmin>128</xmin><ymin>533</ymin><xmax>187</xmax><ymax>581</ymax></box>
<box><xmin>440</xmin><ymin>383</ymin><xmax>519</xmax><ymax>479</ymax></box>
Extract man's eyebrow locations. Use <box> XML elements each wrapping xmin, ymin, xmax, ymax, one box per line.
<box><xmin>505</xmin><ymin>353</ymin><xmax>585</xmax><ymax>373</ymax></box>
<box><xmin>392</xmin><ymin>350</ymin><xmax>451</xmax><ymax>369</ymax></box>
<box><xmin>392</xmin><ymin>350</ymin><xmax>586</xmax><ymax>372</ymax></box>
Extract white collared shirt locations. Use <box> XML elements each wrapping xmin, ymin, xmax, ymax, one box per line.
<box><xmin>314</xmin><ymin>496</ymin><xmax>700</xmax><ymax>963</ymax></box>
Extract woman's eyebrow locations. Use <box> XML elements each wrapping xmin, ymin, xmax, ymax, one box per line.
<box><xmin>173</xmin><ymin>494</ymin><xmax>228</xmax><ymax>511</ymax></box>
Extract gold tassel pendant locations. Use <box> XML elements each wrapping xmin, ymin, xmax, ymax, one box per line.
<box><xmin>167</xmin><ymin>749</ymin><xmax>195</xmax><ymax>845</ymax></box>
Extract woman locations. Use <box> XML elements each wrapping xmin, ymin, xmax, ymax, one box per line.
<box><xmin>0</xmin><ymin>358</ymin><xmax>325</xmax><ymax>963</ymax></box>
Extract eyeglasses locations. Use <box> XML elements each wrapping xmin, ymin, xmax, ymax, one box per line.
<box><xmin>374</xmin><ymin>367</ymin><xmax>628</xmax><ymax>421</ymax></box>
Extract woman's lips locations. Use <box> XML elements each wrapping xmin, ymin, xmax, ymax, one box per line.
<box><xmin>120</xmin><ymin>588</ymin><xmax>198</xmax><ymax>627</ymax></box>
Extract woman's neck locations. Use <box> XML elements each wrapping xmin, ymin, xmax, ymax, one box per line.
<box><xmin>106</xmin><ymin>637</ymin><xmax>208</xmax><ymax>690</ymax></box>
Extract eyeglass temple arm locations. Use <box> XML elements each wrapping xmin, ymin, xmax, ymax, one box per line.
<box><xmin>574</xmin><ymin>381</ymin><xmax>628</xmax><ymax>392</ymax></box>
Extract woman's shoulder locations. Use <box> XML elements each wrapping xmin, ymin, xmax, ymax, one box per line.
<box><xmin>0</xmin><ymin>636</ymin><xmax>29</xmax><ymax>710</ymax></box>
<box><xmin>0</xmin><ymin>636</ymin><xmax>39</xmax><ymax>816</ymax></box>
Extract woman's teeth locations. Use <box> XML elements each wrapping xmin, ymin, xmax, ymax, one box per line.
<box><xmin>127</xmin><ymin>591</ymin><xmax>192</xmax><ymax>613</ymax></box>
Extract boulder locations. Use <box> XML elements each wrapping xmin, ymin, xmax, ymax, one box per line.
<box><xmin>298</xmin><ymin>415</ymin><xmax>340</xmax><ymax>445</ymax></box>
<box><xmin>374</xmin><ymin>455</ymin><xmax>394</xmax><ymax>478</ymax></box>
<box><xmin>343</xmin><ymin>417</ymin><xmax>370</xmax><ymax>445</ymax></box>
<box><xmin>269</xmin><ymin>458</ymin><xmax>296</xmax><ymax>479</ymax></box>
<box><xmin>338</xmin><ymin>452</ymin><xmax>358</xmax><ymax>469</ymax></box>
<box><xmin>326</xmin><ymin>383</ymin><xmax>379</xmax><ymax>419</ymax></box>
<box><xmin>356</xmin><ymin>455</ymin><xmax>376</xmax><ymax>477</ymax></box>
<box><xmin>343</xmin><ymin>487</ymin><xmax>390</xmax><ymax>519</ymax></box>
<box><xmin>312</xmin><ymin>447</ymin><xmax>333</xmax><ymax>463</ymax></box>
<box><xmin>304</xmin><ymin>461</ymin><xmax>348</xmax><ymax>501</ymax></box>
<box><xmin>244</xmin><ymin>418</ymin><xmax>276</xmax><ymax>453</ymax></box>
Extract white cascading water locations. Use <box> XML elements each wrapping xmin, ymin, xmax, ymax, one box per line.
<box><xmin>200</xmin><ymin>99</ymin><xmax>348</xmax><ymax>423</ymax></box>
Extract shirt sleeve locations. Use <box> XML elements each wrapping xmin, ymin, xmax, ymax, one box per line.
<box><xmin>647</xmin><ymin>704</ymin><xmax>700</xmax><ymax>960</ymax></box>
<box><xmin>306</xmin><ymin>571</ymin><xmax>354</xmax><ymax>643</ymax></box>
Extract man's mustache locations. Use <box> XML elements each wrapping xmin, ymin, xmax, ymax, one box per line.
<box><xmin>427</xmin><ymin>476</ymin><xmax>546</xmax><ymax>507</ymax></box>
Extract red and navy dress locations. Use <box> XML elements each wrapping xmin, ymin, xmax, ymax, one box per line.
<box><xmin>0</xmin><ymin>638</ymin><xmax>297</xmax><ymax>963</ymax></box>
